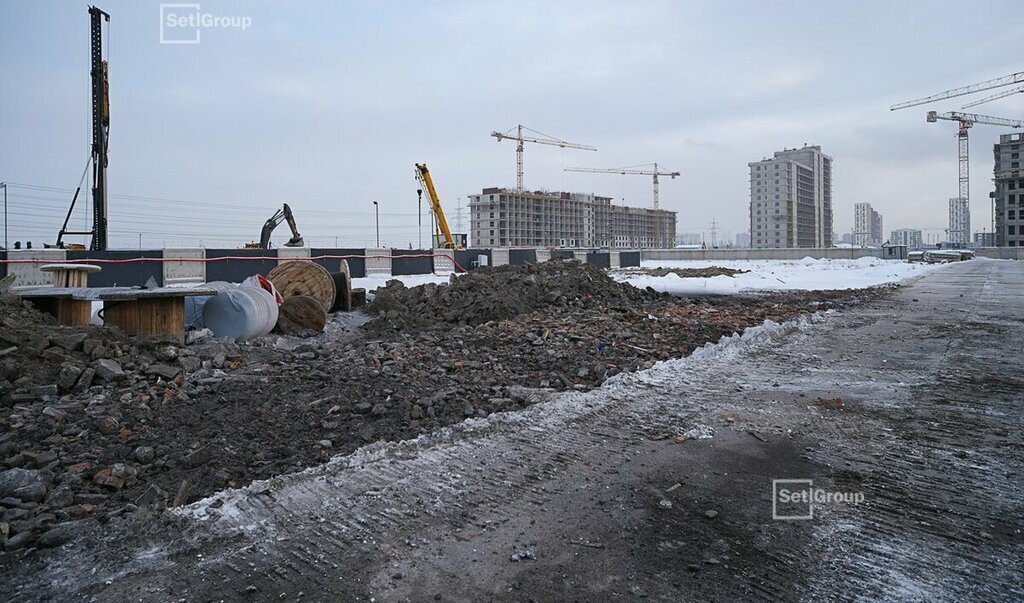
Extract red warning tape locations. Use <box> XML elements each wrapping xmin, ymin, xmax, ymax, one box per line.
<box><xmin>0</xmin><ymin>253</ymin><xmax>468</xmax><ymax>274</ymax></box>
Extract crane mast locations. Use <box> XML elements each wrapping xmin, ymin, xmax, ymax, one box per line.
<box><xmin>564</xmin><ymin>164</ymin><xmax>680</xmax><ymax>248</ymax></box>
<box><xmin>89</xmin><ymin>5</ymin><xmax>110</xmax><ymax>251</ymax></box>
<box><xmin>490</xmin><ymin>125</ymin><xmax>596</xmax><ymax>192</ymax></box>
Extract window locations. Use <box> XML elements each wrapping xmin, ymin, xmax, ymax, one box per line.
<box><xmin>1009</xmin><ymin>226</ymin><xmax>1017</xmax><ymax>235</ymax></box>
<box><xmin>1013</xmin><ymin>162</ymin><xmax>1020</xmax><ymax>169</ymax></box>
<box><xmin>1012</xmin><ymin>152</ymin><xmax>1020</xmax><ymax>159</ymax></box>
<box><xmin>1011</xmin><ymin>181</ymin><xmax>1018</xmax><ymax>190</ymax></box>
<box><xmin>1011</xmin><ymin>210</ymin><xmax>1017</xmax><ymax>220</ymax></box>
<box><xmin>1010</xmin><ymin>195</ymin><xmax>1017</xmax><ymax>204</ymax></box>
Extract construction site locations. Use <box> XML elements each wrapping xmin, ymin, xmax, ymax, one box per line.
<box><xmin>1</xmin><ymin>3</ymin><xmax>1023</xmax><ymax>602</ymax></box>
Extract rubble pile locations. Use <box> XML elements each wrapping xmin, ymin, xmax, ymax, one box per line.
<box><xmin>366</xmin><ymin>260</ymin><xmax>664</xmax><ymax>330</ymax></box>
<box><xmin>0</xmin><ymin>270</ymin><xmax>889</xmax><ymax>555</ymax></box>
<box><xmin>0</xmin><ymin>292</ymin><xmax>244</xmax><ymax>552</ymax></box>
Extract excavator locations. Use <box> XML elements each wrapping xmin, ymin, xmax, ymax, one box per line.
<box><xmin>414</xmin><ymin>163</ymin><xmax>461</xmax><ymax>250</ymax></box>
<box><xmin>244</xmin><ymin>203</ymin><xmax>304</xmax><ymax>249</ymax></box>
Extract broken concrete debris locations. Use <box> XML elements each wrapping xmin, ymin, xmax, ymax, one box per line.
<box><xmin>0</xmin><ymin>261</ymin><xmax>883</xmax><ymax>553</ymax></box>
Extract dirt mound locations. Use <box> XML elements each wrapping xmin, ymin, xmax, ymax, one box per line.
<box><xmin>366</xmin><ymin>259</ymin><xmax>662</xmax><ymax>330</ymax></box>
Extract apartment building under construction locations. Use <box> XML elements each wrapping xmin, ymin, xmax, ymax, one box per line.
<box><xmin>468</xmin><ymin>188</ymin><xmax>676</xmax><ymax>248</ymax></box>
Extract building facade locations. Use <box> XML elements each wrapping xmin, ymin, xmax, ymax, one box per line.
<box><xmin>854</xmin><ymin>202</ymin><xmax>883</xmax><ymax>247</ymax></box>
<box><xmin>992</xmin><ymin>132</ymin><xmax>1024</xmax><ymax>247</ymax></box>
<box><xmin>749</xmin><ymin>145</ymin><xmax>833</xmax><ymax>248</ymax></box>
<box><xmin>890</xmin><ymin>228</ymin><xmax>923</xmax><ymax>249</ymax></box>
<box><xmin>468</xmin><ymin>188</ymin><xmax>676</xmax><ymax>249</ymax></box>
<box><xmin>948</xmin><ymin>197</ymin><xmax>971</xmax><ymax>246</ymax></box>
<box><xmin>974</xmin><ymin>232</ymin><xmax>996</xmax><ymax>247</ymax></box>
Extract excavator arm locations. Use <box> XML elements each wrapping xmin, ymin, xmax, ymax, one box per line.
<box><xmin>251</xmin><ymin>203</ymin><xmax>304</xmax><ymax>249</ymax></box>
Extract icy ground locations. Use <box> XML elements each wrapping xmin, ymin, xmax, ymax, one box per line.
<box><xmin>614</xmin><ymin>256</ymin><xmax>954</xmax><ymax>294</ymax></box>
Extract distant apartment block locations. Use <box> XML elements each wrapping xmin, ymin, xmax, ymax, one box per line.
<box><xmin>469</xmin><ymin>188</ymin><xmax>676</xmax><ymax>248</ymax></box>
<box><xmin>948</xmin><ymin>197</ymin><xmax>970</xmax><ymax>246</ymax></box>
<box><xmin>992</xmin><ymin>132</ymin><xmax>1023</xmax><ymax>247</ymax></box>
<box><xmin>974</xmin><ymin>231</ymin><xmax>996</xmax><ymax>247</ymax></box>
<box><xmin>854</xmin><ymin>202</ymin><xmax>883</xmax><ymax>247</ymax></box>
<box><xmin>749</xmin><ymin>145</ymin><xmax>833</xmax><ymax>248</ymax></box>
<box><xmin>890</xmin><ymin>228</ymin><xmax>923</xmax><ymax>249</ymax></box>
<box><xmin>735</xmin><ymin>232</ymin><xmax>750</xmax><ymax>249</ymax></box>
<box><xmin>676</xmin><ymin>232</ymin><xmax>702</xmax><ymax>246</ymax></box>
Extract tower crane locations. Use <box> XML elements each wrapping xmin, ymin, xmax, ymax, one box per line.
<box><xmin>490</xmin><ymin>125</ymin><xmax>596</xmax><ymax>192</ymax></box>
<box><xmin>961</xmin><ymin>84</ymin><xmax>1024</xmax><ymax>110</ymax></box>
<box><xmin>564</xmin><ymin>163</ymin><xmax>680</xmax><ymax>248</ymax></box>
<box><xmin>892</xmin><ymin>72</ymin><xmax>1024</xmax><ymax>243</ymax></box>
<box><xmin>925</xmin><ymin>111</ymin><xmax>1024</xmax><ymax>241</ymax></box>
<box><xmin>890</xmin><ymin>71</ymin><xmax>1024</xmax><ymax>111</ymax></box>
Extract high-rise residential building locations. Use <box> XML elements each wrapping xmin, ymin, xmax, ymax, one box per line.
<box><xmin>854</xmin><ymin>202</ymin><xmax>883</xmax><ymax>247</ymax></box>
<box><xmin>949</xmin><ymin>197</ymin><xmax>970</xmax><ymax>245</ymax></box>
<box><xmin>890</xmin><ymin>228</ymin><xmax>923</xmax><ymax>249</ymax></box>
<box><xmin>749</xmin><ymin>145</ymin><xmax>833</xmax><ymax>248</ymax></box>
<box><xmin>992</xmin><ymin>132</ymin><xmax>1023</xmax><ymax>247</ymax></box>
<box><xmin>735</xmin><ymin>232</ymin><xmax>750</xmax><ymax>249</ymax></box>
<box><xmin>469</xmin><ymin>188</ymin><xmax>676</xmax><ymax>249</ymax></box>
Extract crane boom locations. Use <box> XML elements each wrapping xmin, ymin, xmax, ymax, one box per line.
<box><xmin>926</xmin><ymin>111</ymin><xmax>1024</xmax><ymax>129</ymax></box>
<box><xmin>961</xmin><ymin>84</ymin><xmax>1024</xmax><ymax>110</ymax></box>
<box><xmin>490</xmin><ymin>124</ymin><xmax>596</xmax><ymax>192</ymax></box>
<box><xmin>414</xmin><ymin>163</ymin><xmax>459</xmax><ymax>250</ymax></box>
<box><xmin>891</xmin><ymin>71</ymin><xmax>1024</xmax><ymax>111</ymax></box>
<box><xmin>564</xmin><ymin>164</ymin><xmax>680</xmax><ymax>248</ymax></box>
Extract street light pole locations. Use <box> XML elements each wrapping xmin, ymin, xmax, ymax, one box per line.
<box><xmin>1</xmin><ymin>182</ymin><xmax>7</xmax><ymax>251</ymax></box>
<box><xmin>373</xmin><ymin>201</ymin><xmax>380</xmax><ymax>247</ymax></box>
<box><xmin>416</xmin><ymin>189</ymin><xmax>423</xmax><ymax>250</ymax></box>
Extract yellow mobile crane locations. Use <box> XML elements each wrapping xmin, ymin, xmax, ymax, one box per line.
<box><xmin>414</xmin><ymin>163</ymin><xmax>461</xmax><ymax>250</ymax></box>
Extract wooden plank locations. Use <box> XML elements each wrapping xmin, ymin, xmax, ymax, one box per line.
<box><xmin>103</xmin><ymin>301</ymin><xmax>140</xmax><ymax>337</ymax></box>
<box><xmin>55</xmin><ymin>299</ymin><xmax>92</xmax><ymax>326</ymax></box>
<box><xmin>137</xmin><ymin>297</ymin><xmax>186</xmax><ymax>343</ymax></box>
<box><xmin>99</xmin><ymin>286</ymin><xmax>216</xmax><ymax>301</ymax></box>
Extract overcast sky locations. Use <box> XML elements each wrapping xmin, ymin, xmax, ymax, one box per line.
<box><xmin>1</xmin><ymin>0</ymin><xmax>1021</xmax><ymax>249</ymax></box>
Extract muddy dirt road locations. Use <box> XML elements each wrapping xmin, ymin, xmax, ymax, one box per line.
<box><xmin>5</xmin><ymin>259</ymin><xmax>1023</xmax><ymax>601</ymax></box>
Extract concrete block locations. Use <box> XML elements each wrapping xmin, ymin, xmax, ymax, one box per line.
<box><xmin>491</xmin><ymin>248</ymin><xmax>510</xmax><ymax>266</ymax></box>
<box><xmin>8</xmin><ymin>249</ymin><xmax>67</xmax><ymax>289</ymax></box>
<box><xmin>163</xmin><ymin>249</ymin><xmax>206</xmax><ymax>286</ymax></box>
<box><xmin>364</xmin><ymin>248</ymin><xmax>392</xmax><ymax>276</ymax></box>
<box><xmin>535</xmin><ymin>249</ymin><xmax>551</xmax><ymax>263</ymax></box>
<box><xmin>433</xmin><ymin>249</ymin><xmax>455</xmax><ymax>273</ymax></box>
<box><xmin>276</xmin><ymin>247</ymin><xmax>311</xmax><ymax>264</ymax></box>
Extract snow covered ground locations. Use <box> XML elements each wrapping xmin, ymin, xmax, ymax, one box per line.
<box><xmin>614</xmin><ymin>257</ymin><xmax>952</xmax><ymax>295</ymax></box>
<box><xmin>352</xmin><ymin>272</ymin><xmax>454</xmax><ymax>293</ymax></box>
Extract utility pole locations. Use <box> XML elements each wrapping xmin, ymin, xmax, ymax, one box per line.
<box><xmin>416</xmin><ymin>188</ymin><xmax>423</xmax><ymax>249</ymax></box>
<box><xmin>1</xmin><ymin>182</ymin><xmax>7</xmax><ymax>251</ymax></box>
<box><xmin>372</xmin><ymin>201</ymin><xmax>380</xmax><ymax>247</ymax></box>
<box><xmin>709</xmin><ymin>218</ymin><xmax>719</xmax><ymax>249</ymax></box>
